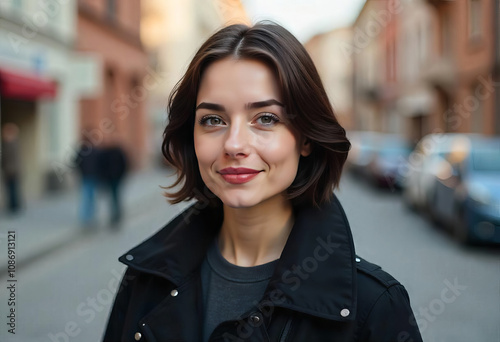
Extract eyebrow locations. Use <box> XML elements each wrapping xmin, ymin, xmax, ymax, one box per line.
<box><xmin>245</xmin><ymin>99</ymin><xmax>284</xmax><ymax>110</ymax></box>
<box><xmin>195</xmin><ymin>99</ymin><xmax>284</xmax><ymax>112</ymax></box>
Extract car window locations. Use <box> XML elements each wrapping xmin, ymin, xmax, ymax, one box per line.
<box><xmin>472</xmin><ymin>149</ymin><xmax>500</xmax><ymax>172</ymax></box>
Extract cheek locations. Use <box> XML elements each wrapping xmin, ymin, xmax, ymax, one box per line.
<box><xmin>194</xmin><ymin>136</ymin><xmax>209</xmax><ymax>167</ymax></box>
<box><xmin>194</xmin><ymin>134</ymin><xmax>221</xmax><ymax>170</ymax></box>
<box><xmin>263</xmin><ymin>131</ymin><xmax>301</xmax><ymax>170</ymax></box>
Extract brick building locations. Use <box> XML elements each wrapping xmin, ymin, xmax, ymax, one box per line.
<box><xmin>424</xmin><ymin>0</ymin><xmax>498</xmax><ymax>135</ymax></box>
<box><xmin>352</xmin><ymin>0</ymin><xmax>499</xmax><ymax>143</ymax></box>
<box><xmin>77</xmin><ymin>0</ymin><xmax>149</xmax><ymax>169</ymax></box>
<box><xmin>0</xmin><ymin>1</ymin><xmax>84</xmax><ymax>201</ymax></box>
<box><xmin>352</xmin><ymin>0</ymin><xmax>402</xmax><ymax>133</ymax></box>
<box><xmin>397</xmin><ymin>0</ymin><xmax>437</xmax><ymax>143</ymax></box>
<box><xmin>141</xmin><ymin>0</ymin><xmax>249</xmax><ymax>164</ymax></box>
<box><xmin>305</xmin><ymin>27</ymin><xmax>354</xmax><ymax>130</ymax></box>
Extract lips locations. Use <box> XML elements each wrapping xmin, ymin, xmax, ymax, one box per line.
<box><xmin>218</xmin><ymin>167</ymin><xmax>262</xmax><ymax>184</ymax></box>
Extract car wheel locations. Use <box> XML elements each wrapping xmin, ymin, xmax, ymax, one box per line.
<box><xmin>402</xmin><ymin>188</ymin><xmax>417</xmax><ymax>212</ymax></box>
<box><xmin>452</xmin><ymin>209</ymin><xmax>471</xmax><ymax>245</ymax></box>
<box><xmin>428</xmin><ymin>190</ymin><xmax>446</xmax><ymax>229</ymax></box>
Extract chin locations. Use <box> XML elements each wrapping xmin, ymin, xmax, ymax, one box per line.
<box><xmin>216</xmin><ymin>192</ymin><xmax>263</xmax><ymax>209</ymax></box>
<box><xmin>220</xmin><ymin>198</ymin><xmax>259</xmax><ymax>209</ymax></box>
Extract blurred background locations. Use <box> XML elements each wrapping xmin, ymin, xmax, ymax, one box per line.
<box><xmin>0</xmin><ymin>0</ymin><xmax>499</xmax><ymax>341</ymax></box>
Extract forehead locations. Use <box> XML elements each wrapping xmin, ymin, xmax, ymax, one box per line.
<box><xmin>197</xmin><ymin>58</ymin><xmax>281</xmax><ymax>104</ymax></box>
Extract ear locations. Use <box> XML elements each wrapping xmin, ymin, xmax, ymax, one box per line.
<box><xmin>300</xmin><ymin>138</ymin><xmax>312</xmax><ymax>157</ymax></box>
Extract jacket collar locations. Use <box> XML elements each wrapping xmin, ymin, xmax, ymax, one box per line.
<box><xmin>119</xmin><ymin>194</ymin><xmax>357</xmax><ymax>322</ymax></box>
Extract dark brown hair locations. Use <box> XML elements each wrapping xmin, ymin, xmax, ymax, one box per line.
<box><xmin>162</xmin><ymin>22</ymin><xmax>350</xmax><ymax>207</ymax></box>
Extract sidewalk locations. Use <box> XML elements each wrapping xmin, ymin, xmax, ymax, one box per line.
<box><xmin>0</xmin><ymin>166</ymin><xmax>173</xmax><ymax>275</ymax></box>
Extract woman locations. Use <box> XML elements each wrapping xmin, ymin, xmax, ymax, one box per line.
<box><xmin>103</xmin><ymin>22</ymin><xmax>422</xmax><ymax>342</ymax></box>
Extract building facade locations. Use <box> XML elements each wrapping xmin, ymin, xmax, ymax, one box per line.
<box><xmin>77</xmin><ymin>0</ymin><xmax>149</xmax><ymax>169</ymax></box>
<box><xmin>0</xmin><ymin>0</ymin><xmax>85</xmax><ymax>202</ymax></box>
<box><xmin>352</xmin><ymin>0</ymin><xmax>400</xmax><ymax>133</ymax></box>
<box><xmin>305</xmin><ymin>27</ymin><xmax>354</xmax><ymax>130</ymax></box>
<box><xmin>141</xmin><ymin>0</ymin><xmax>249</xmax><ymax>164</ymax></box>
<box><xmin>396</xmin><ymin>0</ymin><xmax>436</xmax><ymax>143</ymax></box>
<box><xmin>352</xmin><ymin>0</ymin><xmax>499</xmax><ymax>143</ymax></box>
<box><xmin>423</xmin><ymin>0</ymin><xmax>498</xmax><ymax>135</ymax></box>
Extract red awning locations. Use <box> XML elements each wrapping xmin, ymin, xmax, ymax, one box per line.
<box><xmin>0</xmin><ymin>68</ymin><xmax>57</xmax><ymax>100</ymax></box>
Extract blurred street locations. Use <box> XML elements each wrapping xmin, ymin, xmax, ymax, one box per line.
<box><xmin>0</xmin><ymin>169</ymin><xmax>498</xmax><ymax>342</ymax></box>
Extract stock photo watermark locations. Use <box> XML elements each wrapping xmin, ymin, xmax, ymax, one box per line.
<box><xmin>47</xmin><ymin>268</ymin><xmax>134</xmax><ymax>342</ymax></box>
<box><xmin>406</xmin><ymin>278</ymin><xmax>467</xmax><ymax>336</ymax></box>
<box><xmin>379</xmin><ymin>73</ymin><xmax>499</xmax><ymax>192</ymax></box>
<box><xmin>7</xmin><ymin>0</ymin><xmax>71</xmax><ymax>54</ymax></box>
<box><xmin>340</xmin><ymin>0</ymin><xmax>403</xmax><ymax>61</ymax></box>
<box><xmin>51</xmin><ymin>66</ymin><xmax>168</xmax><ymax>182</ymax></box>
<box><xmin>5</xmin><ymin>230</ymin><xmax>17</xmax><ymax>335</ymax></box>
<box><xmin>444</xmin><ymin>75</ymin><xmax>498</xmax><ymax>131</ymax></box>
<box><xmin>221</xmin><ymin>232</ymin><xmax>341</xmax><ymax>341</ymax></box>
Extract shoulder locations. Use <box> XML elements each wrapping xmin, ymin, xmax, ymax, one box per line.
<box><xmin>355</xmin><ymin>256</ymin><xmax>402</xmax><ymax>291</ymax></box>
<box><xmin>353</xmin><ymin>256</ymin><xmax>422</xmax><ymax>341</ymax></box>
<box><xmin>354</xmin><ymin>255</ymin><xmax>410</xmax><ymax>311</ymax></box>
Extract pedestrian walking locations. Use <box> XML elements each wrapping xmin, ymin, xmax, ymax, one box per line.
<box><xmin>74</xmin><ymin>135</ymin><xmax>100</xmax><ymax>227</ymax></box>
<box><xmin>103</xmin><ymin>22</ymin><xmax>423</xmax><ymax>341</ymax></box>
<box><xmin>98</xmin><ymin>135</ymin><xmax>128</xmax><ymax>228</ymax></box>
<box><xmin>1</xmin><ymin>122</ymin><xmax>22</xmax><ymax>215</ymax></box>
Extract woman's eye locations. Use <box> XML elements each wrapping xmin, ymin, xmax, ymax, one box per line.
<box><xmin>199</xmin><ymin>116</ymin><xmax>225</xmax><ymax>126</ymax></box>
<box><xmin>255</xmin><ymin>113</ymin><xmax>279</xmax><ymax>126</ymax></box>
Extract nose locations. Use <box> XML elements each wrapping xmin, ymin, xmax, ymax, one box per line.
<box><xmin>224</xmin><ymin>118</ymin><xmax>250</xmax><ymax>158</ymax></box>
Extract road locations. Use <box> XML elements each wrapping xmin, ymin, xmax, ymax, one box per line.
<box><xmin>0</xmin><ymin>171</ymin><xmax>499</xmax><ymax>342</ymax></box>
<box><xmin>336</xmin><ymin>173</ymin><xmax>500</xmax><ymax>342</ymax></box>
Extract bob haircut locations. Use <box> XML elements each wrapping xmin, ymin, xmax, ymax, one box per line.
<box><xmin>162</xmin><ymin>22</ymin><xmax>350</xmax><ymax>208</ymax></box>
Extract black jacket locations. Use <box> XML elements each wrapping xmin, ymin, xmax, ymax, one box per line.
<box><xmin>103</xmin><ymin>195</ymin><xmax>423</xmax><ymax>342</ymax></box>
<box><xmin>74</xmin><ymin>144</ymin><xmax>100</xmax><ymax>178</ymax></box>
<box><xmin>98</xmin><ymin>146</ymin><xmax>128</xmax><ymax>182</ymax></box>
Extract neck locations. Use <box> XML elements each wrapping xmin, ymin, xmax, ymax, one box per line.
<box><xmin>218</xmin><ymin>195</ymin><xmax>294</xmax><ymax>267</ymax></box>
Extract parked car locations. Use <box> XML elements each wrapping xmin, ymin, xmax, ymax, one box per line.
<box><xmin>366</xmin><ymin>135</ymin><xmax>412</xmax><ymax>189</ymax></box>
<box><xmin>429</xmin><ymin>136</ymin><xmax>500</xmax><ymax>244</ymax></box>
<box><xmin>402</xmin><ymin>133</ymin><xmax>480</xmax><ymax>211</ymax></box>
<box><xmin>345</xmin><ymin>131</ymin><xmax>381</xmax><ymax>178</ymax></box>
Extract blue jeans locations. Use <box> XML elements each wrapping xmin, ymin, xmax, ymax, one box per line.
<box><xmin>3</xmin><ymin>175</ymin><xmax>20</xmax><ymax>213</ymax></box>
<box><xmin>108</xmin><ymin>179</ymin><xmax>122</xmax><ymax>226</ymax></box>
<box><xmin>80</xmin><ymin>177</ymin><xmax>97</xmax><ymax>225</ymax></box>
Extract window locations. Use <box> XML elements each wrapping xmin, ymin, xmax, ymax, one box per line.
<box><xmin>469</xmin><ymin>0</ymin><xmax>482</xmax><ymax>41</ymax></box>
<box><xmin>419</xmin><ymin>20</ymin><xmax>428</xmax><ymax>67</ymax></box>
<box><xmin>471</xmin><ymin>84</ymin><xmax>484</xmax><ymax>133</ymax></box>
<box><xmin>12</xmin><ymin>0</ymin><xmax>23</xmax><ymax>11</ymax></box>
<box><xmin>441</xmin><ymin>12</ymin><xmax>452</xmax><ymax>57</ymax></box>
<box><xmin>107</xmin><ymin>0</ymin><xmax>116</xmax><ymax>21</ymax></box>
<box><xmin>387</xmin><ymin>41</ymin><xmax>396</xmax><ymax>82</ymax></box>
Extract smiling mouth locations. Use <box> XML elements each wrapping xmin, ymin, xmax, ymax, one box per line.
<box><xmin>218</xmin><ymin>168</ymin><xmax>262</xmax><ymax>184</ymax></box>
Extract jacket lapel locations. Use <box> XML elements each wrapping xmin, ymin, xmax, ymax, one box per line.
<box><xmin>140</xmin><ymin>272</ymin><xmax>205</xmax><ymax>341</ymax></box>
<box><xmin>119</xmin><ymin>203</ymin><xmax>223</xmax><ymax>285</ymax></box>
<box><xmin>264</xmin><ymin>194</ymin><xmax>357</xmax><ymax>321</ymax></box>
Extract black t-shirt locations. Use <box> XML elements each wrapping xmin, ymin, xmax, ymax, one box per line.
<box><xmin>200</xmin><ymin>238</ymin><xmax>278</xmax><ymax>342</ymax></box>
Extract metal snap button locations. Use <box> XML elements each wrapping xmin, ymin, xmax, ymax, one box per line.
<box><xmin>170</xmin><ymin>289</ymin><xmax>179</xmax><ymax>297</ymax></box>
<box><xmin>340</xmin><ymin>308</ymin><xmax>350</xmax><ymax>317</ymax></box>
<box><xmin>250</xmin><ymin>315</ymin><xmax>260</xmax><ymax>324</ymax></box>
<box><xmin>125</xmin><ymin>254</ymin><xmax>134</xmax><ymax>261</ymax></box>
<box><xmin>134</xmin><ymin>332</ymin><xmax>142</xmax><ymax>340</ymax></box>
<box><xmin>355</xmin><ymin>257</ymin><xmax>361</xmax><ymax>263</ymax></box>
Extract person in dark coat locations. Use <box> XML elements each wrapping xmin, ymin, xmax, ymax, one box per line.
<box><xmin>98</xmin><ymin>135</ymin><xmax>128</xmax><ymax>228</ymax></box>
<box><xmin>74</xmin><ymin>135</ymin><xmax>100</xmax><ymax>227</ymax></box>
<box><xmin>103</xmin><ymin>22</ymin><xmax>423</xmax><ymax>342</ymax></box>
<box><xmin>1</xmin><ymin>123</ymin><xmax>22</xmax><ymax>214</ymax></box>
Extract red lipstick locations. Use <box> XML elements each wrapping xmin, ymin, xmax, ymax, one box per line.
<box><xmin>218</xmin><ymin>167</ymin><xmax>261</xmax><ymax>184</ymax></box>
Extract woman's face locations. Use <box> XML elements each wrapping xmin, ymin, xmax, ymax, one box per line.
<box><xmin>194</xmin><ymin>58</ymin><xmax>310</xmax><ymax>209</ymax></box>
